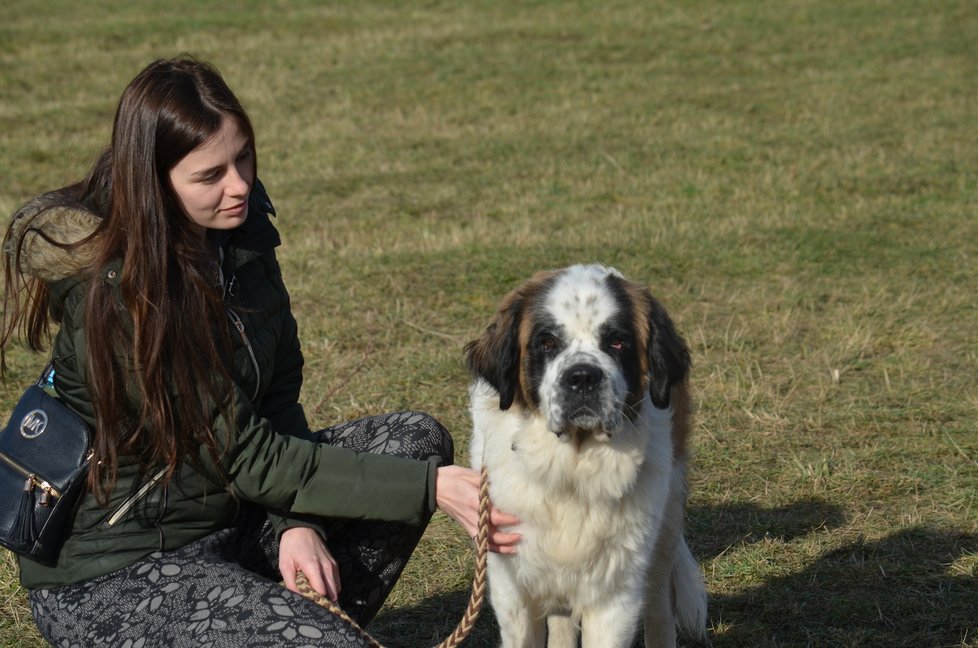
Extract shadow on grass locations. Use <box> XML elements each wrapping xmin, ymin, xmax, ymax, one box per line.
<box><xmin>374</xmin><ymin>503</ymin><xmax>976</xmax><ymax>648</ymax></box>
<box><xmin>688</xmin><ymin>499</ymin><xmax>848</xmax><ymax>558</ymax></box>
<box><xmin>708</xmin><ymin>527</ymin><xmax>978</xmax><ymax>647</ymax></box>
<box><xmin>695</xmin><ymin>502</ymin><xmax>978</xmax><ymax>648</ymax></box>
<box><xmin>371</xmin><ymin>588</ymin><xmax>498</xmax><ymax>648</ymax></box>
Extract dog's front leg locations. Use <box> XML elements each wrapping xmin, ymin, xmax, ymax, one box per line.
<box><xmin>546</xmin><ymin>614</ymin><xmax>579</xmax><ymax>648</ymax></box>
<box><xmin>580</xmin><ymin>593</ymin><xmax>643</xmax><ymax>648</ymax></box>
<box><xmin>495</xmin><ymin>600</ymin><xmax>545</xmax><ymax>648</ymax></box>
<box><xmin>489</xmin><ymin>556</ymin><xmax>546</xmax><ymax>648</ymax></box>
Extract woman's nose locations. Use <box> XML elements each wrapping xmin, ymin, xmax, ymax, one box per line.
<box><xmin>226</xmin><ymin>165</ymin><xmax>250</xmax><ymax>198</ymax></box>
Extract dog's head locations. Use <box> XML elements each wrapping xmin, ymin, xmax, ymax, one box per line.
<box><xmin>466</xmin><ymin>264</ymin><xmax>690</xmax><ymax>440</ymax></box>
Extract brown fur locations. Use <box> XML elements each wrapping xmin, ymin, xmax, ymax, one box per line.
<box><xmin>465</xmin><ymin>269</ymin><xmax>559</xmax><ymax>411</ymax></box>
<box><xmin>670</xmin><ymin>382</ymin><xmax>692</xmax><ymax>461</ymax></box>
<box><xmin>6</xmin><ymin>201</ymin><xmax>101</xmax><ymax>283</ymax></box>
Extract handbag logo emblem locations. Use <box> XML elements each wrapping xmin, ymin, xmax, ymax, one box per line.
<box><xmin>19</xmin><ymin>409</ymin><xmax>49</xmax><ymax>439</ymax></box>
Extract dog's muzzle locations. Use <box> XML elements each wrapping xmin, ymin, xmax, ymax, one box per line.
<box><xmin>557</xmin><ymin>363</ymin><xmax>609</xmax><ymax>432</ymax></box>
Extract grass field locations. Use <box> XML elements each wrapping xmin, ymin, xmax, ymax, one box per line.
<box><xmin>1</xmin><ymin>1</ymin><xmax>976</xmax><ymax>646</ymax></box>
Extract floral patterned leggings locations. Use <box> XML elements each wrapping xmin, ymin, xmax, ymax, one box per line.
<box><xmin>29</xmin><ymin>411</ymin><xmax>454</xmax><ymax>648</ymax></box>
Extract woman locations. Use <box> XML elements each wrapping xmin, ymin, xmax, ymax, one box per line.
<box><xmin>1</xmin><ymin>57</ymin><xmax>518</xmax><ymax>646</ymax></box>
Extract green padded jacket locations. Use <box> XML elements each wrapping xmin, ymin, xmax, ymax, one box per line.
<box><xmin>7</xmin><ymin>183</ymin><xmax>438</xmax><ymax>589</ymax></box>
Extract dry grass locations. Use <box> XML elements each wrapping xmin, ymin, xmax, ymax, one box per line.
<box><xmin>2</xmin><ymin>1</ymin><xmax>977</xmax><ymax>646</ymax></box>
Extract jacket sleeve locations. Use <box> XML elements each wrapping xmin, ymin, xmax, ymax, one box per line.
<box><xmin>209</xmin><ymin>382</ymin><xmax>438</xmax><ymax>527</ymax></box>
<box><xmin>252</xmin><ymin>270</ymin><xmax>325</xmax><ymax>540</ymax></box>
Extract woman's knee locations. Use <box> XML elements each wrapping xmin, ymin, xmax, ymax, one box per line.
<box><xmin>317</xmin><ymin>410</ymin><xmax>455</xmax><ymax>464</ymax></box>
<box><xmin>388</xmin><ymin>410</ymin><xmax>454</xmax><ymax>465</ymax></box>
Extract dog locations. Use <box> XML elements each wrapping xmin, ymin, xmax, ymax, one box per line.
<box><xmin>465</xmin><ymin>264</ymin><xmax>707</xmax><ymax>648</ymax></box>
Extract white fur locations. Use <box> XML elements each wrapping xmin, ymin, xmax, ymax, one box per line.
<box><xmin>468</xmin><ymin>265</ymin><xmax>706</xmax><ymax>648</ymax></box>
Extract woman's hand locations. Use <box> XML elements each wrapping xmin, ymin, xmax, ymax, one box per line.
<box><xmin>279</xmin><ymin>526</ymin><xmax>341</xmax><ymax>600</ymax></box>
<box><xmin>436</xmin><ymin>465</ymin><xmax>521</xmax><ymax>554</ymax></box>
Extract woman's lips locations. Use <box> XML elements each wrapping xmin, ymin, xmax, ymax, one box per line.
<box><xmin>221</xmin><ymin>202</ymin><xmax>247</xmax><ymax>216</ymax></box>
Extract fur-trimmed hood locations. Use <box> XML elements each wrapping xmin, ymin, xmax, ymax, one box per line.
<box><xmin>4</xmin><ymin>192</ymin><xmax>102</xmax><ymax>285</ymax></box>
<box><xmin>6</xmin><ymin>179</ymin><xmax>279</xmax><ymax>293</ymax></box>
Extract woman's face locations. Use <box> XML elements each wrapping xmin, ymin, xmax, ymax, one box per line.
<box><xmin>168</xmin><ymin>118</ymin><xmax>254</xmax><ymax>236</ymax></box>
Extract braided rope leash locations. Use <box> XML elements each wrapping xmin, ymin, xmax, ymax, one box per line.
<box><xmin>290</xmin><ymin>467</ymin><xmax>491</xmax><ymax>648</ymax></box>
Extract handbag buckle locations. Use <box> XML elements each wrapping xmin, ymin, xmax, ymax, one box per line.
<box><xmin>39</xmin><ymin>481</ymin><xmax>54</xmax><ymax>507</ymax></box>
<box><xmin>18</xmin><ymin>473</ymin><xmax>57</xmax><ymax>506</ymax></box>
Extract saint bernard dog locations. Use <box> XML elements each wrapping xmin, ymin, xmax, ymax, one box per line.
<box><xmin>466</xmin><ymin>264</ymin><xmax>707</xmax><ymax>648</ymax></box>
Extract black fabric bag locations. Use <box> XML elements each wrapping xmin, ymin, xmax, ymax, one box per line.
<box><xmin>0</xmin><ymin>363</ymin><xmax>90</xmax><ymax>565</ymax></box>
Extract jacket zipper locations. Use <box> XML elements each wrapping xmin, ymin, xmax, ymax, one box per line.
<box><xmin>226</xmin><ymin>308</ymin><xmax>261</xmax><ymax>401</ymax></box>
<box><xmin>4</xmin><ymin>450</ymin><xmax>168</xmax><ymax>527</ymax></box>
<box><xmin>0</xmin><ymin>451</ymin><xmax>61</xmax><ymax>505</ymax></box>
<box><xmin>102</xmin><ymin>309</ymin><xmax>259</xmax><ymax>529</ymax></box>
<box><xmin>104</xmin><ymin>465</ymin><xmax>169</xmax><ymax>527</ymax></box>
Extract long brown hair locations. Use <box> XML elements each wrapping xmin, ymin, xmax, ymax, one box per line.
<box><xmin>4</xmin><ymin>58</ymin><xmax>257</xmax><ymax>501</ymax></box>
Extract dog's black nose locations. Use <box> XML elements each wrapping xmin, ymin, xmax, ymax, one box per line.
<box><xmin>562</xmin><ymin>364</ymin><xmax>604</xmax><ymax>393</ymax></box>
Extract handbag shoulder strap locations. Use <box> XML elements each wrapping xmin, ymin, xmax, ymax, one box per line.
<box><xmin>36</xmin><ymin>360</ymin><xmax>56</xmax><ymax>391</ymax></box>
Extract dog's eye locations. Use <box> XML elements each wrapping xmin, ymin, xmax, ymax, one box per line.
<box><xmin>541</xmin><ymin>336</ymin><xmax>557</xmax><ymax>352</ymax></box>
<box><xmin>606</xmin><ymin>336</ymin><xmax>630</xmax><ymax>353</ymax></box>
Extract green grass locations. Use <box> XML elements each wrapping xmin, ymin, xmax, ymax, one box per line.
<box><xmin>2</xmin><ymin>0</ymin><xmax>976</xmax><ymax>646</ymax></box>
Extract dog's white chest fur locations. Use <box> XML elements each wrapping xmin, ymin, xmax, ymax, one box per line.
<box><xmin>470</xmin><ymin>380</ymin><xmax>674</xmax><ymax>612</ymax></box>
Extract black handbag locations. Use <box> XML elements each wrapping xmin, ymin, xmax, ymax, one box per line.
<box><xmin>0</xmin><ymin>362</ymin><xmax>91</xmax><ymax>565</ymax></box>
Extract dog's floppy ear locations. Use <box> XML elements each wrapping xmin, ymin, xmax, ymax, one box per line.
<box><xmin>646</xmin><ymin>295</ymin><xmax>691</xmax><ymax>409</ymax></box>
<box><xmin>465</xmin><ymin>294</ymin><xmax>524</xmax><ymax>410</ymax></box>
